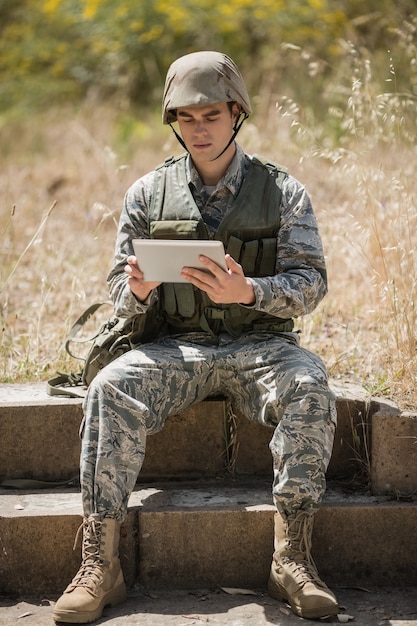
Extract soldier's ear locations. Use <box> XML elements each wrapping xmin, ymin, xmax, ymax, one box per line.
<box><xmin>231</xmin><ymin>102</ymin><xmax>242</xmax><ymax>120</ymax></box>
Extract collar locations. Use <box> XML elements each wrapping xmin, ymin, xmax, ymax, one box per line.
<box><xmin>186</xmin><ymin>144</ymin><xmax>248</xmax><ymax>198</ymax></box>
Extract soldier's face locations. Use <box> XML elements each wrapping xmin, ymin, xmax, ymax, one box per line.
<box><xmin>176</xmin><ymin>102</ymin><xmax>239</xmax><ymax>164</ymax></box>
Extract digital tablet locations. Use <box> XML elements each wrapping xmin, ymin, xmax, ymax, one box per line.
<box><xmin>132</xmin><ymin>239</ymin><xmax>227</xmax><ymax>283</ymax></box>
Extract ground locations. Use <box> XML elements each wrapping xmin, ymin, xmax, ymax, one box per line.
<box><xmin>1</xmin><ymin>587</ymin><xmax>417</xmax><ymax>626</ymax></box>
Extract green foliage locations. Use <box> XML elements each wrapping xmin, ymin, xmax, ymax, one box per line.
<box><xmin>0</xmin><ymin>0</ymin><xmax>416</xmax><ymax>120</ymax></box>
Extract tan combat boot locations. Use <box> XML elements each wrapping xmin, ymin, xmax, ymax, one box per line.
<box><xmin>53</xmin><ymin>514</ymin><xmax>127</xmax><ymax>624</ymax></box>
<box><xmin>267</xmin><ymin>510</ymin><xmax>338</xmax><ymax>620</ymax></box>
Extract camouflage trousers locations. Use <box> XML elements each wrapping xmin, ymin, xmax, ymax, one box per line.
<box><xmin>81</xmin><ymin>332</ymin><xmax>336</xmax><ymax>523</ymax></box>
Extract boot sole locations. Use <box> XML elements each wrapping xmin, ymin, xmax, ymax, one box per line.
<box><xmin>53</xmin><ymin>582</ymin><xmax>127</xmax><ymax>624</ymax></box>
<box><xmin>267</xmin><ymin>579</ymin><xmax>339</xmax><ymax>620</ymax></box>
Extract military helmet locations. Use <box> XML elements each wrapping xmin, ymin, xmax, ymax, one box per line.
<box><xmin>162</xmin><ymin>51</ymin><xmax>252</xmax><ymax>125</ymax></box>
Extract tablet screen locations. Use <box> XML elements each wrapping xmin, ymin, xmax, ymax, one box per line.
<box><xmin>132</xmin><ymin>239</ymin><xmax>227</xmax><ymax>283</ymax></box>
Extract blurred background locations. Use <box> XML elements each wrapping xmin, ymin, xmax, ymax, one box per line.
<box><xmin>1</xmin><ymin>0</ymin><xmax>415</xmax><ymax>121</ymax></box>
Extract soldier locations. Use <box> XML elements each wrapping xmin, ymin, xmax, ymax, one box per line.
<box><xmin>53</xmin><ymin>51</ymin><xmax>338</xmax><ymax>623</ymax></box>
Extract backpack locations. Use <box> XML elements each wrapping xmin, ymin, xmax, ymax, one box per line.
<box><xmin>47</xmin><ymin>302</ymin><xmax>163</xmax><ymax>397</ymax></box>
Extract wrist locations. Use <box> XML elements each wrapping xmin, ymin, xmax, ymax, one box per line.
<box><xmin>240</xmin><ymin>279</ymin><xmax>256</xmax><ymax>306</ymax></box>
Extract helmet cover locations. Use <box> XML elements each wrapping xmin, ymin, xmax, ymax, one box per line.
<box><xmin>162</xmin><ymin>51</ymin><xmax>252</xmax><ymax>124</ymax></box>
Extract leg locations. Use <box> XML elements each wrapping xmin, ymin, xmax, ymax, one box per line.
<box><xmin>266</xmin><ymin>365</ymin><xmax>338</xmax><ymax>618</ymax></box>
<box><xmin>221</xmin><ymin>333</ymin><xmax>336</xmax><ymax>514</ymax></box>
<box><xmin>220</xmin><ymin>333</ymin><xmax>338</xmax><ymax>618</ymax></box>
<box><xmin>81</xmin><ymin>337</ymin><xmax>216</xmax><ymax>522</ymax></box>
<box><xmin>54</xmin><ymin>337</ymin><xmax>216</xmax><ymax>624</ymax></box>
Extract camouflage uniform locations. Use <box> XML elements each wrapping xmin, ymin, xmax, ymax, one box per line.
<box><xmin>81</xmin><ymin>144</ymin><xmax>336</xmax><ymax>523</ymax></box>
<box><xmin>53</xmin><ymin>52</ymin><xmax>338</xmax><ymax>625</ymax></box>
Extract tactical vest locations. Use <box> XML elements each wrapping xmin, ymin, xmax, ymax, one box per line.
<box><xmin>149</xmin><ymin>153</ymin><xmax>294</xmax><ymax>338</ymax></box>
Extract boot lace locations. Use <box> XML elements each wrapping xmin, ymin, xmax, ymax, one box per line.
<box><xmin>283</xmin><ymin>512</ymin><xmax>323</xmax><ymax>588</ymax></box>
<box><xmin>71</xmin><ymin>516</ymin><xmax>105</xmax><ymax>590</ymax></box>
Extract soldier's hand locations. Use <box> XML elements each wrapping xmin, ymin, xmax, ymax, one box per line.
<box><xmin>181</xmin><ymin>254</ymin><xmax>255</xmax><ymax>305</ymax></box>
<box><xmin>125</xmin><ymin>255</ymin><xmax>161</xmax><ymax>302</ymax></box>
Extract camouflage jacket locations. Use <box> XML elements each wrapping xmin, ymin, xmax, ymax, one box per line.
<box><xmin>108</xmin><ymin>143</ymin><xmax>328</xmax><ymax>323</ymax></box>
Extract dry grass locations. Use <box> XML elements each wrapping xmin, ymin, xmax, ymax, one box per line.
<box><xmin>1</xmin><ymin>84</ymin><xmax>416</xmax><ymax>409</ymax></box>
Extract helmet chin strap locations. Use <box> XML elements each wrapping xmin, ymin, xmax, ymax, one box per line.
<box><xmin>210</xmin><ymin>112</ymin><xmax>248</xmax><ymax>161</ymax></box>
<box><xmin>169</xmin><ymin>112</ymin><xmax>248</xmax><ymax>161</ymax></box>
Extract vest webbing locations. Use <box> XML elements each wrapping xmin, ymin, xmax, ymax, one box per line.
<box><xmin>148</xmin><ymin>153</ymin><xmax>294</xmax><ymax>338</ymax></box>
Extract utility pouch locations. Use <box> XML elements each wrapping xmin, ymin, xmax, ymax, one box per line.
<box><xmin>47</xmin><ymin>302</ymin><xmax>163</xmax><ymax>397</ymax></box>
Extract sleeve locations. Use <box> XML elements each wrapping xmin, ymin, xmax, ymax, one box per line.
<box><xmin>107</xmin><ymin>171</ymin><xmax>159</xmax><ymax>318</ymax></box>
<box><xmin>247</xmin><ymin>174</ymin><xmax>328</xmax><ymax>319</ymax></box>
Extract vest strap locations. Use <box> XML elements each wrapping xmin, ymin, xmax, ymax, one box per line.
<box><xmin>226</xmin><ymin>236</ymin><xmax>243</xmax><ymax>260</ymax></box>
<box><xmin>175</xmin><ymin>284</ymin><xmax>196</xmax><ymax>318</ymax></box>
<box><xmin>243</xmin><ymin>240</ymin><xmax>259</xmax><ymax>274</ymax></box>
<box><xmin>260</xmin><ymin>238</ymin><xmax>276</xmax><ymax>274</ymax></box>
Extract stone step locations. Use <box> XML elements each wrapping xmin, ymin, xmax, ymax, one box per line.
<box><xmin>1</xmin><ymin>480</ymin><xmax>416</xmax><ymax>597</ymax></box>
<box><xmin>0</xmin><ymin>381</ymin><xmax>413</xmax><ymax>495</ymax></box>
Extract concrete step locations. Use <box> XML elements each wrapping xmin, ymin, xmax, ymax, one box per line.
<box><xmin>2</xmin><ymin>381</ymin><xmax>416</xmax><ymax>603</ymax></box>
<box><xmin>1</xmin><ymin>381</ymin><xmax>413</xmax><ymax>495</ymax></box>
<box><xmin>1</xmin><ymin>479</ymin><xmax>417</xmax><ymax>597</ymax></box>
